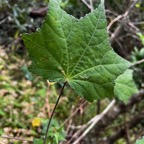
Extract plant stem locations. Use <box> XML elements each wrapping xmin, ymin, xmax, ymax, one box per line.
<box><xmin>97</xmin><ymin>100</ymin><xmax>101</xmax><ymax>114</ymax></box>
<box><xmin>44</xmin><ymin>81</ymin><xmax>67</xmax><ymax>144</ymax></box>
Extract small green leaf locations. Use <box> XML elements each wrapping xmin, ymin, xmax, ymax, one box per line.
<box><xmin>41</xmin><ymin>119</ymin><xmax>65</xmax><ymax>143</ymax></box>
<box><xmin>21</xmin><ymin>65</ymin><xmax>33</xmax><ymax>81</ymax></box>
<box><xmin>33</xmin><ymin>138</ymin><xmax>43</xmax><ymax>144</ymax></box>
<box><xmin>22</xmin><ymin>0</ymin><xmax>130</xmax><ymax>101</ymax></box>
<box><xmin>137</xmin><ymin>32</ymin><xmax>144</xmax><ymax>45</ymax></box>
<box><xmin>0</xmin><ymin>110</ymin><xmax>5</xmax><ymax>116</ymax></box>
<box><xmin>114</xmin><ymin>69</ymin><xmax>138</xmax><ymax>103</ymax></box>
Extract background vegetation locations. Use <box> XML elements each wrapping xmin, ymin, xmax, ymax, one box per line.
<box><xmin>0</xmin><ymin>0</ymin><xmax>144</xmax><ymax>143</ymax></box>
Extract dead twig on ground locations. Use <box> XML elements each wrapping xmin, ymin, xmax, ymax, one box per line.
<box><xmin>72</xmin><ymin>100</ymin><xmax>116</xmax><ymax>144</ymax></box>
<box><xmin>110</xmin><ymin>0</ymin><xmax>139</xmax><ymax>43</ymax></box>
<box><xmin>66</xmin><ymin>100</ymin><xmax>116</xmax><ymax>144</ymax></box>
<box><xmin>97</xmin><ymin>111</ymin><xmax>144</xmax><ymax>144</ymax></box>
<box><xmin>0</xmin><ymin>136</ymin><xmax>33</xmax><ymax>143</ymax></box>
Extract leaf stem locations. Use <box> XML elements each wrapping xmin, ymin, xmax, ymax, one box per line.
<box><xmin>44</xmin><ymin>81</ymin><xmax>67</xmax><ymax>144</ymax></box>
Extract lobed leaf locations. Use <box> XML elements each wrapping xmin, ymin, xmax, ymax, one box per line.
<box><xmin>22</xmin><ymin>0</ymin><xmax>131</xmax><ymax>101</ymax></box>
<box><xmin>114</xmin><ymin>69</ymin><xmax>138</xmax><ymax>103</ymax></box>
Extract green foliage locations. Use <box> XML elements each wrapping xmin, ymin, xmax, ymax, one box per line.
<box><xmin>136</xmin><ymin>137</ymin><xmax>144</xmax><ymax>144</ymax></box>
<box><xmin>42</xmin><ymin>119</ymin><xmax>65</xmax><ymax>144</ymax></box>
<box><xmin>131</xmin><ymin>47</ymin><xmax>144</xmax><ymax>62</ymax></box>
<box><xmin>22</xmin><ymin>0</ymin><xmax>130</xmax><ymax>102</ymax></box>
<box><xmin>21</xmin><ymin>65</ymin><xmax>33</xmax><ymax>81</ymax></box>
<box><xmin>0</xmin><ymin>48</ymin><xmax>50</xmax><ymax>133</ymax></box>
<box><xmin>33</xmin><ymin>138</ymin><xmax>43</xmax><ymax>144</ymax></box>
<box><xmin>0</xmin><ymin>47</ymin><xmax>74</xmax><ymax>142</ymax></box>
<box><xmin>34</xmin><ymin>119</ymin><xmax>65</xmax><ymax>144</ymax></box>
<box><xmin>114</xmin><ymin>69</ymin><xmax>138</xmax><ymax>103</ymax></box>
<box><xmin>131</xmin><ymin>47</ymin><xmax>144</xmax><ymax>88</ymax></box>
<box><xmin>137</xmin><ymin>32</ymin><xmax>144</xmax><ymax>45</ymax></box>
<box><xmin>0</xmin><ymin>0</ymin><xmax>48</xmax><ymax>45</ymax></box>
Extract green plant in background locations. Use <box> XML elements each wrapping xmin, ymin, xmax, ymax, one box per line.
<box><xmin>131</xmin><ymin>33</ymin><xmax>144</xmax><ymax>66</ymax></box>
<box><xmin>131</xmin><ymin>47</ymin><xmax>144</xmax><ymax>62</ymax></box>
<box><xmin>136</xmin><ymin>137</ymin><xmax>144</xmax><ymax>144</ymax></box>
<box><xmin>135</xmin><ymin>1</ymin><xmax>144</xmax><ymax>11</ymax></box>
<box><xmin>137</xmin><ymin>32</ymin><xmax>144</xmax><ymax>45</ymax></box>
<box><xmin>22</xmin><ymin>0</ymin><xmax>138</xmax><ymax>143</ymax></box>
<box><xmin>131</xmin><ymin>32</ymin><xmax>144</xmax><ymax>88</ymax></box>
<box><xmin>34</xmin><ymin>119</ymin><xmax>65</xmax><ymax>144</ymax></box>
<box><xmin>42</xmin><ymin>119</ymin><xmax>65</xmax><ymax>144</ymax></box>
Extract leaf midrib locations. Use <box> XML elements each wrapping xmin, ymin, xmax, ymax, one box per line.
<box><xmin>68</xmin><ymin>11</ymin><xmax>101</xmax><ymax>77</ymax></box>
<box><xmin>49</xmin><ymin>6</ymin><xmax>77</xmax><ymax>76</ymax></box>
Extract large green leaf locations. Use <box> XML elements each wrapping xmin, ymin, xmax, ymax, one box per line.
<box><xmin>22</xmin><ymin>0</ymin><xmax>130</xmax><ymax>101</ymax></box>
<box><xmin>114</xmin><ymin>69</ymin><xmax>138</xmax><ymax>103</ymax></box>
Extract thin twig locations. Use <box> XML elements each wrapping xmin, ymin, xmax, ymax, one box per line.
<box><xmin>125</xmin><ymin>123</ymin><xmax>131</xmax><ymax>144</ymax></box>
<box><xmin>0</xmin><ymin>17</ymin><xmax>7</xmax><ymax>25</ymax></box>
<box><xmin>131</xmin><ymin>59</ymin><xmax>144</xmax><ymax>67</ymax></box>
<box><xmin>98</xmin><ymin>111</ymin><xmax>144</xmax><ymax>144</ymax></box>
<box><xmin>67</xmin><ymin>99</ymin><xmax>116</xmax><ymax>144</ymax></box>
<box><xmin>110</xmin><ymin>0</ymin><xmax>139</xmax><ymax>43</ymax></box>
<box><xmin>61</xmin><ymin>101</ymin><xmax>87</xmax><ymax>128</ymax></box>
<box><xmin>81</xmin><ymin>0</ymin><xmax>91</xmax><ymax>10</ymax></box>
<box><xmin>73</xmin><ymin>99</ymin><xmax>116</xmax><ymax>144</ymax></box>
<box><xmin>66</xmin><ymin>105</ymin><xmax>75</xmax><ymax>134</ymax></box>
<box><xmin>128</xmin><ymin>21</ymin><xmax>140</xmax><ymax>32</ymax></box>
<box><xmin>44</xmin><ymin>82</ymin><xmax>67</xmax><ymax>144</ymax></box>
<box><xmin>0</xmin><ymin>136</ymin><xmax>33</xmax><ymax>143</ymax></box>
<box><xmin>133</xmin><ymin>21</ymin><xmax>144</xmax><ymax>25</ymax></box>
<box><xmin>106</xmin><ymin>9</ymin><xmax>118</xmax><ymax>16</ymax></box>
<box><xmin>123</xmin><ymin>0</ymin><xmax>139</xmax><ymax>17</ymax></box>
<box><xmin>69</xmin><ymin>107</ymin><xmax>103</xmax><ymax>131</ymax></box>
<box><xmin>107</xmin><ymin>15</ymin><xmax>123</xmax><ymax>30</ymax></box>
<box><xmin>89</xmin><ymin>0</ymin><xmax>94</xmax><ymax>11</ymax></box>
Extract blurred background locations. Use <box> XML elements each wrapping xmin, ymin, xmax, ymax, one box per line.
<box><xmin>0</xmin><ymin>0</ymin><xmax>144</xmax><ymax>144</ymax></box>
